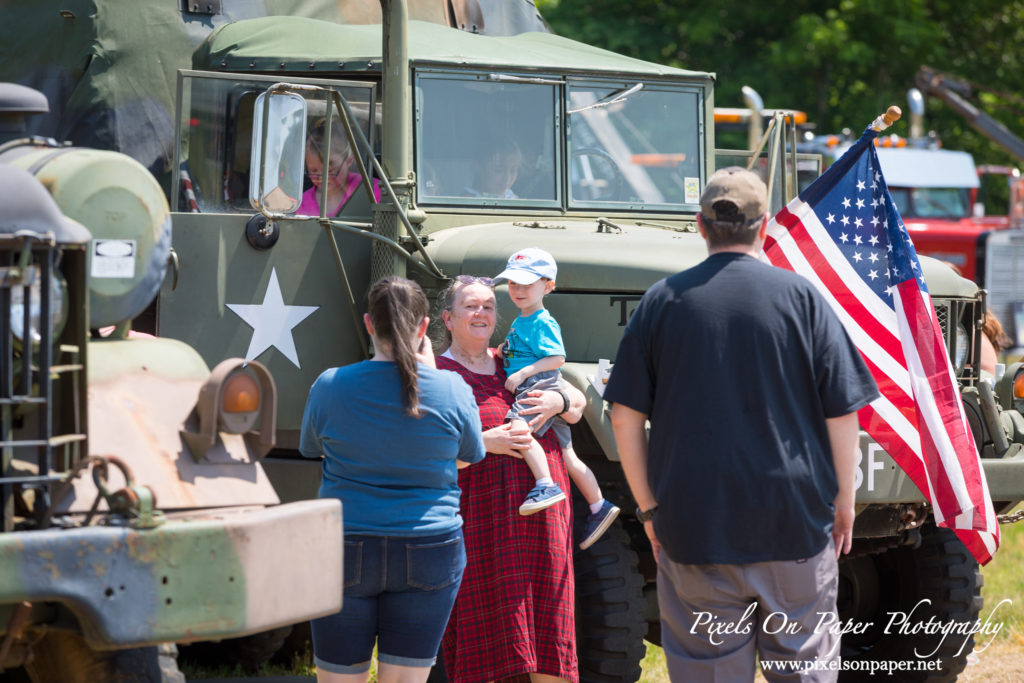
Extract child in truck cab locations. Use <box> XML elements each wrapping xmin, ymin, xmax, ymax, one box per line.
<box><xmin>495</xmin><ymin>247</ymin><xmax>620</xmax><ymax>549</ymax></box>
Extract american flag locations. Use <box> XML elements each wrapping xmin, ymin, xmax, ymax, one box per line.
<box><xmin>763</xmin><ymin>127</ymin><xmax>1000</xmax><ymax>565</ymax></box>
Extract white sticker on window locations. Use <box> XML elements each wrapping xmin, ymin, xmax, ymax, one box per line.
<box><xmin>685</xmin><ymin>177</ymin><xmax>700</xmax><ymax>204</ymax></box>
<box><xmin>92</xmin><ymin>239</ymin><xmax>136</xmax><ymax>278</ymax></box>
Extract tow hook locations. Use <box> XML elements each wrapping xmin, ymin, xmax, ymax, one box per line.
<box><xmin>90</xmin><ymin>456</ymin><xmax>165</xmax><ymax>529</ymax></box>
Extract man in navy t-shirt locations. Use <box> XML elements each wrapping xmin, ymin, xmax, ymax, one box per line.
<box><xmin>605</xmin><ymin>167</ymin><xmax>878</xmax><ymax>682</ymax></box>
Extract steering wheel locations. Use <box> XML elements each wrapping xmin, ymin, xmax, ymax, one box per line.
<box><xmin>570</xmin><ymin>147</ymin><xmax>626</xmax><ymax>201</ymax></box>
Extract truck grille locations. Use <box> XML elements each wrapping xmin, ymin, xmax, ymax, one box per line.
<box><xmin>1</xmin><ymin>236</ymin><xmax>83</xmax><ymax>531</ymax></box>
<box><xmin>932</xmin><ymin>296</ymin><xmax>982</xmax><ymax>386</ymax></box>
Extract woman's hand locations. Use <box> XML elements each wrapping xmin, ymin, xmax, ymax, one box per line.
<box><xmin>482</xmin><ymin>422</ymin><xmax>532</xmax><ymax>458</ymax></box>
<box><xmin>519</xmin><ymin>383</ymin><xmax>585</xmax><ymax>430</ymax></box>
<box><xmin>416</xmin><ymin>335</ymin><xmax>436</xmax><ymax>368</ymax></box>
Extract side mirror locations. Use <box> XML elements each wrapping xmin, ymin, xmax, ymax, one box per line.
<box><xmin>973</xmin><ymin>201</ymin><xmax>985</xmax><ymax>218</ymax></box>
<box><xmin>249</xmin><ymin>91</ymin><xmax>307</xmax><ymax>214</ymax></box>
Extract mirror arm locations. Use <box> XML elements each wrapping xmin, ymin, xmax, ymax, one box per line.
<box><xmin>329</xmin><ymin>90</ymin><xmax>445</xmax><ymax>280</ymax></box>
<box><xmin>319</xmin><ymin>219</ymin><xmax>439</xmax><ymax>280</ymax></box>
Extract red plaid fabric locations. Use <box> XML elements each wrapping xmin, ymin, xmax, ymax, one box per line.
<box><xmin>438</xmin><ymin>353</ymin><xmax>578</xmax><ymax>683</ymax></box>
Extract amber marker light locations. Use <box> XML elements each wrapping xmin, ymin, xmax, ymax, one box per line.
<box><xmin>223</xmin><ymin>370</ymin><xmax>261</xmax><ymax>413</ymax></box>
<box><xmin>1014</xmin><ymin>371</ymin><xmax>1024</xmax><ymax>403</ymax></box>
<box><xmin>220</xmin><ymin>369</ymin><xmax>262</xmax><ymax>434</ymax></box>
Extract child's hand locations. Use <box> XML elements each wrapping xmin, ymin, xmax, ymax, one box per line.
<box><xmin>494</xmin><ymin>344</ymin><xmax>505</xmax><ymax>359</ymax></box>
<box><xmin>505</xmin><ymin>370</ymin><xmax>526</xmax><ymax>393</ymax></box>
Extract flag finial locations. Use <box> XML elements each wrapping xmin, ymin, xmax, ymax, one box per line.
<box><xmin>870</xmin><ymin>106</ymin><xmax>903</xmax><ymax>132</ymax></box>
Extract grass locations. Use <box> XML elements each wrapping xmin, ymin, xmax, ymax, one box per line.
<box><xmin>980</xmin><ymin>506</ymin><xmax>1024</xmax><ymax>637</ymax></box>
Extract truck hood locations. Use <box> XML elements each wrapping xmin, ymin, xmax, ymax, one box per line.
<box><xmin>425</xmin><ymin>219</ymin><xmax>709</xmax><ymax>292</ymax></box>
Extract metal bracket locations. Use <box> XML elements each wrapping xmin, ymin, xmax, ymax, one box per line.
<box><xmin>180</xmin><ymin>0</ymin><xmax>221</xmax><ymax>15</ymax></box>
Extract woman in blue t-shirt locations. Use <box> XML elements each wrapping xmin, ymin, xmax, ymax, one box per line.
<box><xmin>299</xmin><ymin>276</ymin><xmax>485</xmax><ymax>683</ymax></box>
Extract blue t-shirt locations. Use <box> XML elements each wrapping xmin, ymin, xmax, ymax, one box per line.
<box><xmin>299</xmin><ymin>360</ymin><xmax>485</xmax><ymax>536</ymax></box>
<box><xmin>502</xmin><ymin>309</ymin><xmax>565</xmax><ymax>375</ymax></box>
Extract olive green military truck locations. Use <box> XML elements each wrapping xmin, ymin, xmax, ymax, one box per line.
<box><xmin>0</xmin><ymin>83</ymin><xmax>343</xmax><ymax>683</ymax></box>
<box><xmin>155</xmin><ymin>6</ymin><xmax>1024</xmax><ymax>681</ymax></box>
<box><xmin>4</xmin><ymin>2</ymin><xmax>1024</xmax><ymax>681</ymax></box>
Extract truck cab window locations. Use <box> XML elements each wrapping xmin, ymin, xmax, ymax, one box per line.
<box><xmin>174</xmin><ymin>73</ymin><xmax>375</xmax><ymax>216</ymax></box>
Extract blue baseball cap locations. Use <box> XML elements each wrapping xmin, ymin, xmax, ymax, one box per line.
<box><xmin>494</xmin><ymin>247</ymin><xmax>558</xmax><ymax>284</ymax></box>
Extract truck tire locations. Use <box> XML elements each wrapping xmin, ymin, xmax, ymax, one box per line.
<box><xmin>178</xmin><ymin>625</ymin><xmax>293</xmax><ymax>673</ymax></box>
<box><xmin>574</xmin><ymin>505</ymin><xmax>648</xmax><ymax>683</ymax></box>
<box><xmin>837</xmin><ymin>524</ymin><xmax>982</xmax><ymax>682</ymax></box>
<box><xmin>23</xmin><ymin>633</ymin><xmax>184</xmax><ymax>683</ymax></box>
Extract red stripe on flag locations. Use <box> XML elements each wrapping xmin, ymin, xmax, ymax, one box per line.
<box><xmin>955</xmin><ymin>528</ymin><xmax>995</xmax><ymax>566</ymax></box>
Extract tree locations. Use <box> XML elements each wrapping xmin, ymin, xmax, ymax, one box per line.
<box><xmin>537</xmin><ymin>0</ymin><xmax>1024</xmax><ymax>170</ymax></box>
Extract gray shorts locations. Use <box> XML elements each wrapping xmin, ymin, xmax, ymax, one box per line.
<box><xmin>505</xmin><ymin>370</ymin><xmax>571</xmax><ymax>448</ymax></box>
<box><xmin>657</xmin><ymin>539</ymin><xmax>840</xmax><ymax>682</ymax></box>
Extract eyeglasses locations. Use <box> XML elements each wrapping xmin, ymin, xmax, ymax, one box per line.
<box><xmin>307</xmin><ymin>168</ymin><xmax>344</xmax><ymax>181</ymax></box>
<box><xmin>455</xmin><ymin>275</ymin><xmax>495</xmax><ymax>287</ymax></box>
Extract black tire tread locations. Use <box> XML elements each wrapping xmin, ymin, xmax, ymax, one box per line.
<box><xmin>838</xmin><ymin>524</ymin><xmax>982</xmax><ymax>683</ymax></box>
<box><xmin>574</xmin><ymin>514</ymin><xmax>647</xmax><ymax>683</ymax></box>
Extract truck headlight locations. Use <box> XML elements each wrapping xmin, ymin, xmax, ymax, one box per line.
<box><xmin>954</xmin><ymin>322</ymin><xmax>969</xmax><ymax>373</ymax></box>
<box><xmin>10</xmin><ymin>267</ymin><xmax>68</xmax><ymax>346</ymax></box>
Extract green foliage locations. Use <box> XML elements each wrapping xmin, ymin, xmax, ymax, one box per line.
<box><xmin>537</xmin><ymin>0</ymin><xmax>1024</xmax><ymax>169</ymax></box>
<box><xmin>982</xmin><ymin>508</ymin><xmax>1024</xmax><ymax>635</ymax></box>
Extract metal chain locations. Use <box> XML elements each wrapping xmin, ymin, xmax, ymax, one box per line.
<box><xmin>997</xmin><ymin>508</ymin><xmax>1024</xmax><ymax>524</ymax></box>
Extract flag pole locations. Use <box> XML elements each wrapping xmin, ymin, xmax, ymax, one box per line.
<box><xmin>869</xmin><ymin>105</ymin><xmax>903</xmax><ymax>132</ymax></box>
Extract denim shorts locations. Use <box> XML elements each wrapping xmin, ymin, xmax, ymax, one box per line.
<box><xmin>311</xmin><ymin>529</ymin><xmax>466</xmax><ymax>673</ymax></box>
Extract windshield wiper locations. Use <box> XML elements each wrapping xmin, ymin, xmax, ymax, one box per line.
<box><xmin>568</xmin><ymin>83</ymin><xmax>644</xmax><ymax>115</ymax></box>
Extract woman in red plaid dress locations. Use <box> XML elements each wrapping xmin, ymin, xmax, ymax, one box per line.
<box><xmin>436</xmin><ymin>277</ymin><xmax>582</xmax><ymax>683</ymax></box>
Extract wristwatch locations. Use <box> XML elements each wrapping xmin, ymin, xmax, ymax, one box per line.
<box><xmin>635</xmin><ymin>505</ymin><xmax>658</xmax><ymax>523</ymax></box>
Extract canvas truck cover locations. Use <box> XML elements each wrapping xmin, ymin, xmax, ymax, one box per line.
<box><xmin>0</xmin><ymin>0</ymin><xmax>547</xmax><ymax>193</ymax></box>
<box><xmin>194</xmin><ymin>16</ymin><xmax>712</xmax><ymax>79</ymax></box>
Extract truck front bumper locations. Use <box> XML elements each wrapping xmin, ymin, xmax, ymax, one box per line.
<box><xmin>0</xmin><ymin>499</ymin><xmax>342</xmax><ymax>649</ymax></box>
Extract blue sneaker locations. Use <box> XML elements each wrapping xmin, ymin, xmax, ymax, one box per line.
<box><xmin>519</xmin><ymin>484</ymin><xmax>567</xmax><ymax>515</ymax></box>
<box><xmin>579</xmin><ymin>500</ymin><xmax>621</xmax><ymax>549</ymax></box>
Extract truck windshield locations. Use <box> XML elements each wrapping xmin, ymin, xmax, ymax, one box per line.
<box><xmin>416</xmin><ymin>73</ymin><xmax>559</xmax><ymax>205</ymax></box>
<box><xmin>889</xmin><ymin>187</ymin><xmax>970</xmax><ymax>219</ymax></box>
<box><xmin>567</xmin><ymin>81</ymin><xmax>702</xmax><ymax>209</ymax></box>
<box><xmin>415</xmin><ymin>72</ymin><xmax>703</xmax><ymax>211</ymax></box>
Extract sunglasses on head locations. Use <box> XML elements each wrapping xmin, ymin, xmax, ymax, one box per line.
<box><xmin>455</xmin><ymin>275</ymin><xmax>495</xmax><ymax>287</ymax></box>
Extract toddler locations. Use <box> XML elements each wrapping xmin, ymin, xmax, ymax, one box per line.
<box><xmin>495</xmin><ymin>247</ymin><xmax>620</xmax><ymax>549</ymax></box>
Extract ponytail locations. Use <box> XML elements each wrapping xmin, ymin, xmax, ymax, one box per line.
<box><xmin>367</xmin><ymin>277</ymin><xmax>430</xmax><ymax>417</ymax></box>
